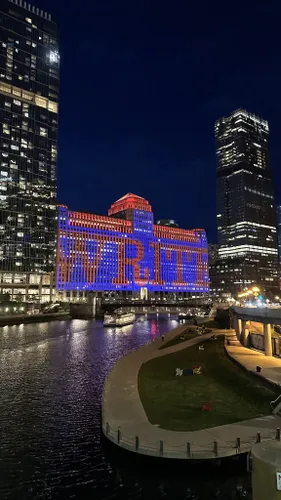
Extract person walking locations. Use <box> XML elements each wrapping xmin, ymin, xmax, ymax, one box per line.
<box><xmin>161</xmin><ymin>335</ymin><xmax>164</xmax><ymax>342</ymax></box>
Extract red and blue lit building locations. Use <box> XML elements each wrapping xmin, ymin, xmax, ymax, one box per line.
<box><xmin>56</xmin><ymin>193</ymin><xmax>209</xmax><ymax>297</ymax></box>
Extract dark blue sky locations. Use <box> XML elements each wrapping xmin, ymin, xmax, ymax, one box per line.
<box><xmin>38</xmin><ymin>0</ymin><xmax>280</xmax><ymax>242</ymax></box>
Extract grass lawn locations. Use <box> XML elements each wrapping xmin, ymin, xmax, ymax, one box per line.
<box><xmin>159</xmin><ymin>328</ymin><xmax>200</xmax><ymax>350</ymax></box>
<box><xmin>138</xmin><ymin>337</ymin><xmax>278</xmax><ymax>431</ymax></box>
<box><xmin>200</xmin><ymin>319</ymin><xmax>220</xmax><ymax>329</ymax></box>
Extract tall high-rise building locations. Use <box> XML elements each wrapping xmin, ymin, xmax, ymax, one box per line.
<box><xmin>215</xmin><ymin>109</ymin><xmax>278</xmax><ymax>294</ymax></box>
<box><xmin>276</xmin><ymin>206</ymin><xmax>281</xmax><ymax>263</ymax></box>
<box><xmin>0</xmin><ymin>0</ymin><xmax>59</xmax><ymax>302</ymax></box>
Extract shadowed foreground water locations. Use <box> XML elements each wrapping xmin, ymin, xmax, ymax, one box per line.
<box><xmin>0</xmin><ymin>316</ymin><xmax>251</xmax><ymax>499</ymax></box>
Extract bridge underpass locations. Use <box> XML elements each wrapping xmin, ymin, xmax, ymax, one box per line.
<box><xmin>231</xmin><ymin>307</ymin><xmax>281</xmax><ymax>358</ymax></box>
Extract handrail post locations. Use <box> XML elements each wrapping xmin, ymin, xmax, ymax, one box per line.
<box><xmin>160</xmin><ymin>440</ymin><xmax>164</xmax><ymax>456</ymax></box>
<box><xmin>106</xmin><ymin>422</ymin><xmax>109</xmax><ymax>435</ymax></box>
<box><xmin>236</xmin><ymin>437</ymin><xmax>241</xmax><ymax>452</ymax></box>
<box><xmin>117</xmin><ymin>429</ymin><xmax>121</xmax><ymax>444</ymax></box>
<box><xmin>276</xmin><ymin>428</ymin><xmax>280</xmax><ymax>441</ymax></box>
<box><xmin>256</xmin><ymin>432</ymin><xmax>261</xmax><ymax>443</ymax></box>
<box><xmin>186</xmin><ymin>442</ymin><xmax>191</xmax><ymax>458</ymax></box>
<box><xmin>135</xmin><ymin>436</ymin><xmax>139</xmax><ymax>451</ymax></box>
<box><xmin>214</xmin><ymin>441</ymin><xmax>218</xmax><ymax>457</ymax></box>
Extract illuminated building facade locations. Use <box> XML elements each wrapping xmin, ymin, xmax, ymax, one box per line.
<box><xmin>215</xmin><ymin>109</ymin><xmax>278</xmax><ymax>294</ymax></box>
<box><xmin>57</xmin><ymin>193</ymin><xmax>209</xmax><ymax>299</ymax></box>
<box><xmin>0</xmin><ymin>1</ymin><xmax>59</xmax><ymax>302</ymax></box>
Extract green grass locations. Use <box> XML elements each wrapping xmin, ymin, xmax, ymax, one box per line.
<box><xmin>159</xmin><ymin>328</ymin><xmax>199</xmax><ymax>350</ymax></box>
<box><xmin>138</xmin><ymin>337</ymin><xmax>277</xmax><ymax>431</ymax></box>
<box><xmin>200</xmin><ymin>319</ymin><xmax>220</xmax><ymax>328</ymax></box>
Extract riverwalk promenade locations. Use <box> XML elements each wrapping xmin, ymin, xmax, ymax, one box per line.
<box><xmin>102</xmin><ymin>326</ymin><xmax>281</xmax><ymax>460</ymax></box>
<box><xmin>225</xmin><ymin>331</ymin><xmax>281</xmax><ymax>388</ymax></box>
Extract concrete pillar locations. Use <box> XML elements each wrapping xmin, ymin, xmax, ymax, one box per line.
<box><xmin>242</xmin><ymin>320</ymin><xmax>250</xmax><ymax>347</ymax></box>
<box><xmin>263</xmin><ymin>323</ymin><xmax>273</xmax><ymax>357</ymax></box>
<box><xmin>251</xmin><ymin>441</ymin><xmax>281</xmax><ymax>500</ymax></box>
<box><xmin>234</xmin><ymin>316</ymin><xmax>242</xmax><ymax>340</ymax></box>
<box><xmin>237</xmin><ymin>318</ymin><xmax>242</xmax><ymax>339</ymax></box>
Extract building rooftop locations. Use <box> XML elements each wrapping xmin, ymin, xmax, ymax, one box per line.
<box><xmin>8</xmin><ymin>0</ymin><xmax>52</xmax><ymax>21</ymax></box>
<box><xmin>215</xmin><ymin>108</ymin><xmax>269</xmax><ymax>131</ymax></box>
<box><xmin>108</xmin><ymin>193</ymin><xmax>152</xmax><ymax>215</ymax></box>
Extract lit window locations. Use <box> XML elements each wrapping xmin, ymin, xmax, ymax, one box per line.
<box><xmin>26</xmin><ymin>17</ymin><xmax>32</xmax><ymax>24</ymax></box>
<box><xmin>40</xmin><ymin>127</ymin><xmax>48</xmax><ymax>137</ymax></box>
<box><xmin>12</xmin><ymin>88</ymin><xmax>21</xmax><ymax>97</ymax></box>
<box><xmin>22</xmin><ymin>91</ymin><xmax>33</xmax><ymax>101</ymax></box>
<box><xmin>48</xmin><ymin>101</ymin><xmax>58</xmax><ymax>113</ymax></box>
<box><xmin>49</xmin><ymin>51</ymin><xmax>60</xmax><ymax>64</ymax></box>
<box><xmin>35</xmin><ymin>95</ymin><xmax>47</xmax><ymax>109</ymax></box>
<box><xmin>13</xmin><ymin>99</ymin><xmax>21</xmax><ymax>106</ymax></box>
<box><xmin>0</xmin><ymin>82</ymin><xmax>11</xmax><ymax>94</ymax></box>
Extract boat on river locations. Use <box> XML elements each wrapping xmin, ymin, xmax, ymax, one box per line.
<box><xmin>178</xmin><ymin>313</ymin><xmax>195</xmax><ymax>323</ymax></box>
<box><xmin>103</xmin><ymin>312</ymin><xmax>136</xmax><ymax>327</ymax></box>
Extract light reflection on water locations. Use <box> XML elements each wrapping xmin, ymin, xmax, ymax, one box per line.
<box><xmin>0</xmin><ymin>315</ymin><xmax>251</xmax><ymax>499</ymax></box>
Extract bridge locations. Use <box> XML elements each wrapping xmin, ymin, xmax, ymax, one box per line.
<box><xmin>231</xmin><ymin>306</ymin><xmax>281</xmax><ymax>357</ymax></box>
<box><xmin>101</xmin><ymin>299</ymin><xmax>212</xmax><ymax>313</ymax></box>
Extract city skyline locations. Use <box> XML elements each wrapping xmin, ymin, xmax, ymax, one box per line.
<box><xmin>22</xmin><ymin>0</ymin><xmax>281</xmax><ymax>244</ymax></box>
<box><xmin>1</xmin><ymin>0</ymin><xmax>281</xmax><ymax>302</ymax></box>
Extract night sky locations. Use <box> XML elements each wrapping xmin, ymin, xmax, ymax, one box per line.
<box><xmin>37</xmin><ymin>0</ymin><xmax>280</xmax><ymax>242</ymax></box>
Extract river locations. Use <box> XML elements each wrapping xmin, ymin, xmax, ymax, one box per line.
<box><xmin>0</xmin><ymin>316</ymin><xmax>251</xmax><ymax>499</ymax></box>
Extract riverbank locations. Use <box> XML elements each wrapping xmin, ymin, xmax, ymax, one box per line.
<box><xmin>102</xmin><ymin>327</ymin><xmax>281</xmax><ymax>460</ymax></box>
<box><xmin>0</xmin><ymin>311</ymin><xmax>70</xmax><ymax>327</ymax></box>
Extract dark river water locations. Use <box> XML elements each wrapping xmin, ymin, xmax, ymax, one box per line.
<box><xmin>0</xmin><ymin>316</ymin><xmax>251</xmax><ymax>499</ymax></box>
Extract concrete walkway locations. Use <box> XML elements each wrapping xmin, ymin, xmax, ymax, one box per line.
<box><xmin>225</xmin><ymin>331</ymin><xmax>281</xmax><ymax>388</ymax></box>
<box><xmin>102</xmin><ymin>326</ymin><xmax>281</xmax><ymax>460</ymax></box>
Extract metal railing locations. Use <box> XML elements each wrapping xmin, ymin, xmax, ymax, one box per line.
<box><xmin>102</xmin><ymin>421</ymin><xmax>281</xmax><ymax>459</ymax></box>
<box><xmin>271</xmin><ymin>393</ymin><xmax>281</xmax><ymax>414</ymax></box>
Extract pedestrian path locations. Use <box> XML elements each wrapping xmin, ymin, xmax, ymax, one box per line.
<box><xmin>225</xmin><ymin>332</ymin><xmax>281</xmax><ymax>388</ymax></box>
<box><xmin>102</xmin><ymin>326</ymin><xmax>281</xmax><ymax>460</ymax></box>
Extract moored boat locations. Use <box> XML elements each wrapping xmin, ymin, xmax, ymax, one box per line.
<box><xmin>104</xmin><ymin>312</ymin><xmax>136</xmax><ymax>327</ymax></box>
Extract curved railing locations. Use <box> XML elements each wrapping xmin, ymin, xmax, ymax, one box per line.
<box><xmin>102</xmin><ymin>420</ymin><xmax>281</xmax><ymax>460</ymax></box>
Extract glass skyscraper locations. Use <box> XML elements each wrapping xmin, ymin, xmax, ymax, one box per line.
<box><xmin>215</xmin><ymin>109</ymin><xmax>278</xmax><ymax>294</ymax></box>
<box><xmin>0</xmin><ymin>0</ymin><xmax>59</xmax><ymax>302</ymax></box>
<box><xmin>276</xmin><ymin>206</ymin><xmax>281</xmax><ymax>264</ymax></box>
